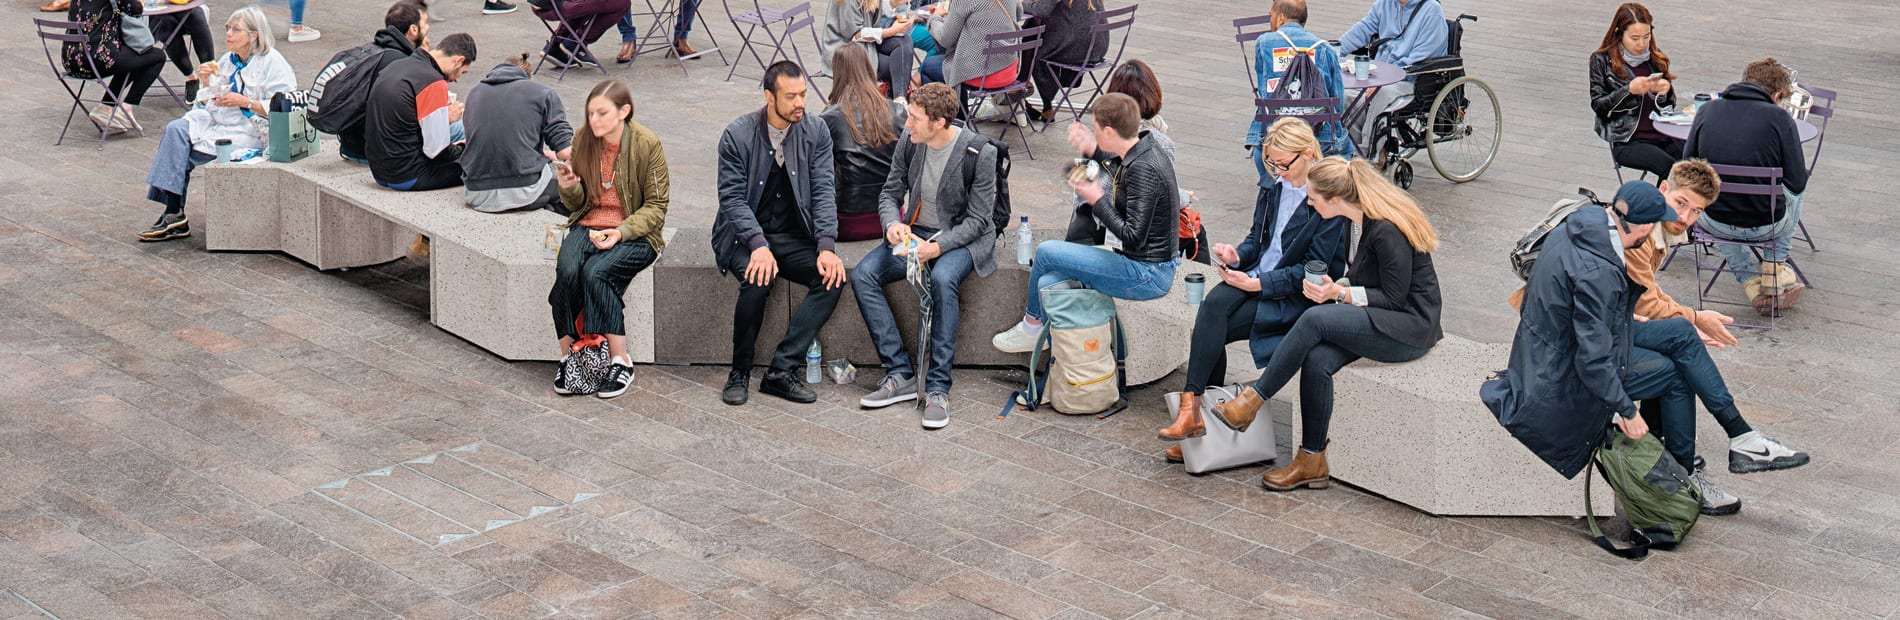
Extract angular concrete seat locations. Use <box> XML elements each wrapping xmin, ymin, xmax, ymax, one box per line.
<box><xmin>1284</xmin><ymin>334</ymin><xmax>1614</xmax><ymax>517</ymax></box>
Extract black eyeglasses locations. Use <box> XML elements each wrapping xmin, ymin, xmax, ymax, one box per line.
<box><xmin>1267</xmin><ymin>152</ymin><xmax>1304</xmax><ymax>173</ymax></box>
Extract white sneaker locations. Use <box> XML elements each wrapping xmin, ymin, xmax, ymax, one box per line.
<box><xmin>287</xmin><ymin>25</ymin><xmax>321</xmax><ymax>42</ymax></box>
<box><xmin>1691</xmin><ymin>459</ymin><xmax>1741</xmax><ymax>516</ymax></box>
<box><xmin>88</xmin><ymin>104</ymin><xmax>125</xmax><ymax>134</ymax></box>
<box><xmin>991</xmin><ymin>320</ymin><xmax>1043</xmax><ymax>354</ymax></box>
<box><xmin>1728</xmin><ymin>431</ymin><xmax>1810</xmax><ymax>474</ymax></box>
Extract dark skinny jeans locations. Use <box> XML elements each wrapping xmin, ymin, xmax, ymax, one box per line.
<box><xmin>1249</xmin><ymin>304</ymin><xmax>1430</xmax><ymax>453</ymax></box>
<box><xmin>1612</xmin><ymin>136</ymin><xmax>1683</xmax><ymax>181</ymax></box>
<box><xmin>1633</xmin><ymin>317</ymin><xmax>1753</xmax><ymax>439</ymax></box>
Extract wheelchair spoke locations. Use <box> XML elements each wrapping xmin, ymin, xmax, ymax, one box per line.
<box><xmin>1426</xmin><ymin>76</ymin><xmax>1501</xmax><ymax>183</ymax></box>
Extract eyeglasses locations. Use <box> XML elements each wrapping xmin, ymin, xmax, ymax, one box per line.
<box><xmin>226</xmin><ymin>25</ymin><xmax>253</xmax><ymax>34</ymax></box>
<box><xmin>1267</xmin><ymin>152</ymin><xmax>1304</xmax><ymax>173</ymax></box>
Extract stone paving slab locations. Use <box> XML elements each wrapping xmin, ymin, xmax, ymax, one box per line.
<box><xmin>4</xmin><ymin>0</ymin><xmax>1900</xmax><ymax>618</ymax></box>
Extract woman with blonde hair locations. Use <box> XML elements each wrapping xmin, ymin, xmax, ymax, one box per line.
<box><xmin>1208</xmin><ymin>156</ymin><xmax>1443</xmax><ymax>492</ymax></box>
<box><xmin>1158</xmin><ymin>118</ymin><xmax>1347</xmax><ymax>456</ymax></box>
<box><xmin>820</xmin><ymin>0</ymin><xmax>916</xmax><ymax>98</ymax></box>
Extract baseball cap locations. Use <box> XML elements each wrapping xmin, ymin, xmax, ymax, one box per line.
<box><xmin>1613</xmin><ymin>180</ymin><xmax>1678</xmax><ymax>225</ymax></box>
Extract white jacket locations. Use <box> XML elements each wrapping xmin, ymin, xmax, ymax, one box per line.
<box><xmin>185</xmin><ymin>49</ymin><xmax>297</xmax><ymax>154</ymax></box>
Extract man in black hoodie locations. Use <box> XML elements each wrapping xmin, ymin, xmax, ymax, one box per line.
<box><xmin>333</xmin><ymin>2</ymin><xmax>430</xmax><ymax>164</ymax></box>
<box><xmin>368</xmin><ymin>33</ymin><xmax>477</xmax><ymax>191</ymax></box>
<box><xmin>462</xmin><ymin>53</ymin><xmax>572</xmax><ymax>212</ymax></box>
<box><xmin>1683</xmin><ymin>58</ymin><xmax>1810</xmax><ymax>313</ymax></box>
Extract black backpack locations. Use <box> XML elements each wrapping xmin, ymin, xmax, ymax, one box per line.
<box><xmin>1264</xmin><ymin>32</ymin><xmax>1341</xmax><ymax>135</ymax></box>
<box><xmin>303</xmin><ymin>43</ymin><xmax>399</xmax><ymax>134</ymax></box>
<box><xmin>958</xmin><ymin>133</ymin><xmax>1013</xmax><ymax>238</ymax></box>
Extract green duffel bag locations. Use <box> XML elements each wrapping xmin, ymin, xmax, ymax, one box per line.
<box><xmin>1586</xmin><ymin>428</ymin><xmax>1704</xmax><ymax>559</ymax></box>
<box><xmin>268</xmin><ymin>93</ymin><xmax>320</xmax><ymax>163</ymax></box>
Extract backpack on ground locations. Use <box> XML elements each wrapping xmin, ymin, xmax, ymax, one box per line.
<box><xmin>959</xmin><ymin>133</ymin><xmax>1014</xmax><ymax>238</ymax></box>
<box><xmin>1509</xmin><ymin>187</ymin><xmax>1607</xmax><ymax>281</ymax></box>
<box><xmin>301</xmin><ymin>43</ymin><xmax>397</xmax><ymax>134</ymax></box>
<box><xmin>1586</xmin><ymin>429</ymin><xmax>1704</xmax><ymax>559</ymax></box>
<box><xmin>1003</xmin><ymin>286</ymin><xmax>1128</xmax><ymax>418</ymax></box>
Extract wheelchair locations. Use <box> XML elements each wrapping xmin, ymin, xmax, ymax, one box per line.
<box><xmin>1355</xmin><ymin>13</ymin><xmax>1500</xmax><ymax>189</ymax></box>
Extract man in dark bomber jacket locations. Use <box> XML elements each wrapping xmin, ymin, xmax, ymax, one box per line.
<box><xmin>712</xmin><ymin>61</ymin><xmax>845</xmax><ymax>407</ymax></box>
<box><xmin>1682</xmin><ymin>58</ymin><xmax>1810</xmax><ymax>311</ymax></box>
<box><xmin>367</xmin><ymin>34</ymin><xmax>476</xmax><ymax>191</ymax></box>
<box><xmin>461</xmin><ymin>54</ymin><xmax>572</xmax><ymax>213</ymax></box>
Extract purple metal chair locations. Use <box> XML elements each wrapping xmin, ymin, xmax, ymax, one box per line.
<box><xmin>629</xmin><ymin>0</ymin><xmax>728</xmax><ymax>76</ymax></box>
<box><xmin>785</xmin><ymin>10</ymin><xmax>828</xmax><ymax>103</ymax></box>
<box><xmin>36</xmin><ymin>18</ymin><xmax>142</xmax><ymax>149</ymax></box>
<box><xmin>1231</xmin><ymin>13</ymin><xmax>1275</xmax><ymax>93</ymax></box>
<box><xmin>720</xmin><ymin>0</ymin><xmax>809</xmax><ymax>82</ymax></box>
<box><xmin>1792</xmin><ymin>84</ymin><xmax>1835</xmax><ymax>252</ymax></box>
<box><xmin>532</xmin><ymin>0</ymin><xmax>611</xmax><ymax>81</ymax></box>
<box><xmin>1037</xmin><ymin>4</ymin><xmax>1137</xmax><ymax>124</ymax></box>
<box><xmin>961</xmin><ymin>25</ymin><xmax>1043</xmax><ymax>160</ymax></box>
<box><xmin>1682</xmin><ymin>163</ymin><xmax>1811</xmax><ymax>329</ymax></box>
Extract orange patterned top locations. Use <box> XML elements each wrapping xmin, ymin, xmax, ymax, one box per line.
<box><xmin>578</xmin><ymin>140</ymin><xmax>626</xmax><ymax>230</ymax></box>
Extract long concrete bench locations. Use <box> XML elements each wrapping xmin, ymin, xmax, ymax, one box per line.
<box><xmin>193</xmin><ymin>148</ymin><xmax>1210</xmax><ymax>384</ymax></box>
<box><xmin>1278</xmin><ymin>334</ymin><xmax>1614</xmax><ymax>517</ymax></box>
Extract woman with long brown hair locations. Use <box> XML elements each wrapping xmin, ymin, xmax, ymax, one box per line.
<box><xmin>820</xmin><ymin>44</ymin><xmax>909</xmax><ymax>240</ymax></box>
<box><xmin>1590</xmin><ymin>2</ymin><xmax>1681</xmax><ymax>180</ymax></box>
<box><xmin>548</xmin><ymin>79</ymin><xmax>670</xmax><ymax>399</ymax></box>
<box><xmin>1209</xmin><ymin>157</ymin><xmax>1442</xmax><ymax>493</ymax></box>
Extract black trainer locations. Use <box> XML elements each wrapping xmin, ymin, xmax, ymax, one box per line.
<box><xmin>553</xmin><ymin>359</ymin><xmax>573</xmax><ymax>395</ymax></box>
<box><xmin>759</xmin><ymin>370</ymin><xmax>817</xmax><ymax>404</ymax></box>
<box><xmin>482</xmin><ymin>0</ymin><xmax>518</xmax><ymax>14</ymax></box>
<box><xmin>597</xmin><ymin>363</ymin><xmax>634</xmax><ymax>399</ymax></box>
<box><xmin>721</xmin><ymin>368</ymin><xmax>750</xmax><ymax>406</ymax></box>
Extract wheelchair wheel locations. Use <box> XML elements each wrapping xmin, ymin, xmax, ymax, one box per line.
<box><xmin>1390</xmin><ymin>160</ymin><xmax>1414</xmax><ymax>190</ymax></box>
<box><xmin>1425</xmin><ymin>76</ymin><xmax>1501</xmax><ymax>183</ymax></box>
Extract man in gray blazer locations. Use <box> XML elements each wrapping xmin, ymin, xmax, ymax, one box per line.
<box><xmin>850</xmin><ymin>83</ymin><xmax>998</xmax><ymax>429</ymax></box>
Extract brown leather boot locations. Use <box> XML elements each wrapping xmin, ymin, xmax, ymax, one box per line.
<box><xmin>1210</xmin><ymin>386</ymin><xmax>1263</xmax><ymax>432</ymax></box>
<box><xmin>1157</xmin><ymin>392</ymin><xmax>1205</xmax><ymax>440</ymax></box>
<box><xmin>1163</xmin><ymin>444</ymin><xmax>1182</xmax><ymax>463</ymax></box>
<box><xmin>673</xmin><ymin>39</ymin><xmax>699</xmax><ymax>58</ymax></box>
<box><xmin>1263</xmin><ymin>442</ymin><xmax>1330</xmax><ymax>491</ymax></box>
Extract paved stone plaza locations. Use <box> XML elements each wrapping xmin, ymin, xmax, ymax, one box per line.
<box><xmin>3</xmin><ymin>0</ymin><xmax>1899</xmax><ymax>617</ymax></box>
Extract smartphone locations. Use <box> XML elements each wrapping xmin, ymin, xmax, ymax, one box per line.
<box><xmin>553</xmin><ymin>160</ymin><xmax>573</xmax><ymax>174</ymax></box>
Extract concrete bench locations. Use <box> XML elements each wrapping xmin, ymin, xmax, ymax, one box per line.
<box><xmin>1279</xmin><ymin>334</ymin><xmax>1614</xmax><ymax>517</ymax></box>
<box><xmin>192</xmin><ymin>150</ymin><xmax>1209</xmax><ymax>385</ymax></box>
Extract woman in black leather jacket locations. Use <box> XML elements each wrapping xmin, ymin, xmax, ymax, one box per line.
<box><xmin>820</xmin><ymin>44</ymin><xmax>909</xmax><ymax>241</ymax></box>
<box><xmin>1590</xmin><ymin>2</ymin><xmax>1680</xmax><ymax>180</ymax></box>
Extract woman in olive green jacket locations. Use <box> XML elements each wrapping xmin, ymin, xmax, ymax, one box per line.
<box><xmin>549</xmin><ymin>79</ymin><xmax>670</xmax><ymax>399</ymax></box>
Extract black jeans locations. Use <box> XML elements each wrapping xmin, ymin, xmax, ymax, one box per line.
<box><xmin>1249</xmin><ymin>304</ymin><xmax>1431</xmax><ymax>453</ymax></box>
<box><xmin>725</xmin><ymin>233</ymin><xmax>843</xmax><ymax>373</ymax></box>
<box><xmin>1612</xmin><ymin>136</ymin><xmax>1683</xmax><ymax>180</ymax></box>
<box><xmin>549</xmin><ymin>228</ymin><xmax>658</xmax><ymax>338</ymax></box>
<box><xmin>1633</xmin><ymin>317</ymin><xmax>1752</xmax><ymax>439</ymax></box>
<box><xmin>1185</xmin><ymin>283</ymin><xmax>1272</xmax><ymax>395</ymax></box>
<box><xmin>1624</xmin><ymin>338</ymin><xmax>1698</xmax><ymax>471</ymax></box>
<box><xmin>151</xmin><ymin>9</ymin><xmax>213</xmax><ymax>77</ymax></box>
<box><xmin>105</xmin><ymin>47</ymin><xmax>167</xmax><ymax>106</ymax></box>
<box><xmin>875</xmin><ymin>36</ymin><xmax>915</xmax><ymax>99</ymax></box>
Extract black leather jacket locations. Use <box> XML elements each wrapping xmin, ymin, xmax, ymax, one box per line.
<box><xmin>1066</xmin><ymin>132</ymin><xmax>1180</xmax><ymax>263</ymax></box>
<box><xmin>819</xmin><ymin>102</ymin><xmax>907</xmax><ymax>215</ymax></box>
<box><xmin>1589</xmin><ymin>51</ymin><xmax>1676</xmax><ymax>144</ymax></box>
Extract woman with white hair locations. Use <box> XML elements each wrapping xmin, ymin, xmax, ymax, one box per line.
<box><xmin>138</xmin><ymin>6</ymin><xmax>296</xmax><ymax>242</ymax></box>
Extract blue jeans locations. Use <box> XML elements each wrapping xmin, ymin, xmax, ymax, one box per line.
<box><xmin>1633</xmin><ymin>318</ymin><xmax>1752</xmax><ymax>439</ymax></box>
<box><xmin>290</xmin><ymin>0</ymin><xmax>306</xmax><ymax>25</ymax></box>
<box><xmin>1025</xmin><ymin>241</ymin><xmax>1176</xmax><ymax>321</ymax></box>
<box><xmin>616</xmin><ymin>0</ymin><xmax>699</xmax><ymax>42</ymax></box>
<box><xmin>1698</xmin><ymin>189</ymin><xmax>1803</xmax><ymax>283</ymax></box>
<box><xmin>919</xmin><ymin>54</ymin><xmax>944</xmax><ymax>84</ymax></box>
<box><xmin>852</xmin><ymin>235</ymin><xmax>976</xmax><ymax>394</ymax></box>
<box><xmin>1624</xmin><ymin>338</ymin><xmax>1699</xmax><ymax>470</ymax></box>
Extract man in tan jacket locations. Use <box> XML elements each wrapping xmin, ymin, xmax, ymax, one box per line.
<box><xmin>1625</xmin><ymin>160</ymin><xmax>1810</xmax><ymax>484</ymax></box>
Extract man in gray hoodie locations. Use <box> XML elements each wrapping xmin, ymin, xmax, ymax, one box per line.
<box><xmin>462</xmin><ymin>53</ymin><xmax>574</xmax><ymax>212</ymax></box>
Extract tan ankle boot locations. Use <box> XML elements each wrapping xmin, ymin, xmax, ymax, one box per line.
<box><xmin>1263</xmin><ymin>442</ymin><xmax>1330</xmax><ymax>491</ymax></box>
<box><xmin>1210</xmin><ymin>386</ymin><xmax>1263</xmax><ymax>432</ymax></box>
<box><xmin>1163</xmin><ymin>444</ymin><xmax>1182</xmax><ymax>463</ymax></box>
<box><xmin>1158</xmin><ymin>392</ymin><xmax>1205</xmax><ymax>440</ymax></box>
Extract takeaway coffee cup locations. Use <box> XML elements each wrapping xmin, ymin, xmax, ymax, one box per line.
<box><xmin>1184</xmin><ymin>273</ymin><xmax>1205</xmax><ymax>305</ymax></box>
<box><xmin>1304</xmin><ymin>260</ymin><xmax>1328</xmax><ymax>285</ymax></box>
<box><xmin>214</xmin><ymin>139</ymin><xmax>233</xmax><ymax>162</ymax></box>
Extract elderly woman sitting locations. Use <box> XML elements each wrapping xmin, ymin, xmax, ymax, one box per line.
<box><xmin>139</xmin><ymin>6</ymin><xmax>295</xmax><ymax>242</ymax></box>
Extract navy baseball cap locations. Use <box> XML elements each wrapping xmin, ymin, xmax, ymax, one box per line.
<box><xmin>1614</xmin><ymin>180</ymin><xmax>1677</xmax><ymax>225</ymax></box>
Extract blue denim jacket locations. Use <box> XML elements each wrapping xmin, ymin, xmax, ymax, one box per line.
<box><xmin>1244</xmin><ymin>23</ymin><xmax>1354</xmax><ymax>181</ymax></box>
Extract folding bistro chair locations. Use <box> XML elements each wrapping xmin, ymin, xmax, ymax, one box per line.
<box><xmin>1683</xmin><ymin>163</ymin><xmax>1811</xmax><ymax>330</ymax></box>
<box><xmin>961</xmin><ymin>25</ymin><xmax>1042</xmax><ymax>159</ymax></box>
<box><xmin>629</xmin><ymin>0</ymin><xmax>727</xmax><ymax>77</ymax></box>
<box><xmin>1037</xmin><ymin>4</ymin><xmax>1137</xmax><ymax>124</ymax></box>
<box><xmin>720</xmin><ymin>0</ymin><xmax>809</xmax><ymax>82</ymax></box>
<box><xmin>1792</xmin><ymin>84</ymin><xmax>1835</xmax><ymax>252</ymax></box>
<box><xmin>1231</xmin><ymin>13</ymin><xmax>1275</xmax><ymax>93</ymax></box>
<box><xmin>532</xmin><ymin>0</ymin><xmax>611</xmax><ymax>81</ymax></box>
<box><xmin>36</xmin><ymin>18</ymin><xmax>142</xmax><ymax>149</ymax></box>
<box><xmin>786</xmin><ymin>9</ymin><xmax>828</xmax><ymax>103</ymax></box>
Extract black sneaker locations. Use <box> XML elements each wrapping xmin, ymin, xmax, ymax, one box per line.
<box><xmin>183</xmin><ymin>79</ymin><xmax>199</xmax><ymax>105</ymax></box>
<box><xmin>759</xmin><ymin>370</ymin><xmax>817</xmax><ymax>404</ymax></box>
<box><xmin>554</xmin><ymin>358</ymin><xmax>573</xmax><ymax>395</ymax></box>
<box><xmin>721</xmin><ymin>368</ymin><xmax>750</xmax><ymax>406</ymax></box>
<box><xmin>597</xmin><ymin>363</ymin><xmax>634</xmax><ymax>399</ymax></box>
<box><xmin>482</xmin><ymin>0</ymin><xmax>518</xmax><ymax>14</ymax></box>
<box><xmin>139</xmin><ymin>213</ymin><xmax>190</xmax><ymax>242</ymax></box>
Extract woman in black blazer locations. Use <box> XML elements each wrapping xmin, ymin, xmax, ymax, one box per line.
<box><xmin>1209</xmin><ymin>156</ymin><xmax>1443</xmax><ymax>493</ymax></box>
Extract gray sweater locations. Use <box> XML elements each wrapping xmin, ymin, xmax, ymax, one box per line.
<box><xmin>930</xmin><ymin>0</ymin><xmax>1022</xmax><ymax>84</ymax></box>
<box><xmin>461</xmin><ymin>63</ymin><xmax>573</xmax><ymax>191</ymax></box>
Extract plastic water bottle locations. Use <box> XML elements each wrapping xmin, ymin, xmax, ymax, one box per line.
<box><xmin>1015</xmin><ymin>216</ymin><xmax>1032</xmax><ymax>265</ymax></box>
<box><xmin>806</xmin><ymin>340</ymin><xmax>823</xmax><ymax>384</ymax></box>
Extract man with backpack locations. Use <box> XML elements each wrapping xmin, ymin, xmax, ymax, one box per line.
<box><xmin>305</xmin><ymin>1</ymin><xmax>431</xmax><ymax>164</ymax></box>
<box><xmin>1245</xmin><ymin>0</ymin><xmax>1354</xmax><ymax>158</ymax></box>
<box><xmin>849</xmin><ymin>83</ymin><xmax>998</xmax><ymax>429</ymax></box>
